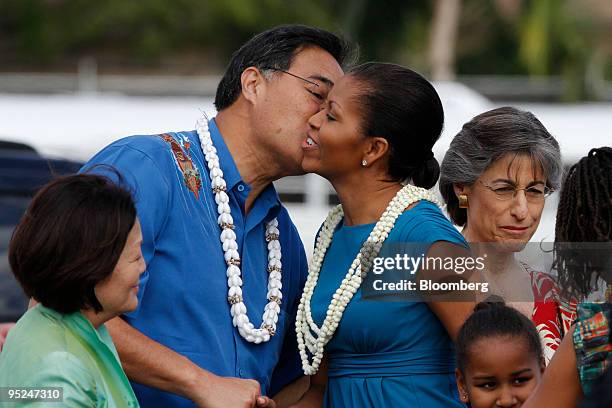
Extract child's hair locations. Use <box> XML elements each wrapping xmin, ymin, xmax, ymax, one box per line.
<box><xmin>456</xmin><ymin>302</ymin><xmax>543</xmax><ymax>373</ymax></box>
<box><xmin>554</xmin><ymin>146</ymin><xmax>612</xmax><ymax>299</ymax></box>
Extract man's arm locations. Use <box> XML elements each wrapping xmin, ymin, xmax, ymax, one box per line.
<box><xmin>107</xmin><ymin>316</ymin><xmax>264</xmax><ymax>408</ymax></box>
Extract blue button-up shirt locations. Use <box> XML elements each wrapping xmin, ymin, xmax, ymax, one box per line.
<box><xmin>82</xmin><ymin>119</ymin><xmax>307</xmax><ymax>407</ymax></box>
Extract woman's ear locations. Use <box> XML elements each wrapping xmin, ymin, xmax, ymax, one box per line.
<box><xmin>455</xmin><ymin>368</ymin><xmax>470</xmax><ymax>404</ymax></box>
<box><xmin>453</xmin><ymin>183</ymin><xmax>470</xmax><ymax>198</ymax></box>
<box><xmin>362</xmin><ymin>137</ymin><xmax>389</xmax><ymax>168</ymax></box>
<box><xmin>240</xmin><ymin>67</ymin><xmax>265</xmax><ymax>105</ymax></box>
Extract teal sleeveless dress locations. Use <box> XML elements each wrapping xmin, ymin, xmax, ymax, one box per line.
<box><xmin>311</xmin><ymin>201</ymin><xmax>466</xmax><ymax>407</ymax></box>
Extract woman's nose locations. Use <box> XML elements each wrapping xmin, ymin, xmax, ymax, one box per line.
<box><xmin>308</xmin><ymin>109</ymin><xmax>325</xmax><ymax>131</ymax></box>
<box><xmin>509</xmin><ymin>190</ymin><xmax>529</xmax><ymax>220</ymax></box>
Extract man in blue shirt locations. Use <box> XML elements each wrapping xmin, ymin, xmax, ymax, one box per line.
<box><xmin>82</xmin><ymin>25</ymin><xmax>348</xmax><ymax>407</ymax></box>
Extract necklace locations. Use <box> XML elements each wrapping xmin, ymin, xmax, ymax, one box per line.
<box><xmin>196</xmin><ymin>116</ymin><xmax>282</xmax><ymax>344</ymax></box>
<box><xmin>295</xmin><ymin>184</ymin><xmax>441</xmax><ymax>374</ymax></box>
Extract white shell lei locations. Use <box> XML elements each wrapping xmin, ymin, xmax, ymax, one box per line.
<box><xmin>196</xmin><ymin>116</ymin><xmax>282</xmax><ymax>344</ymax></box>
<box><xmin>295</xmin><ymin>184</ymin><xmax>441</xmax><ymax>374</ymax></box>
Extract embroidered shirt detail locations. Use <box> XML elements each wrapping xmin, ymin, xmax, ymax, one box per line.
<box><xmin>159</xmin><ymin>133</ymin><xmax>202</xmax><ymax>199</ymax></box>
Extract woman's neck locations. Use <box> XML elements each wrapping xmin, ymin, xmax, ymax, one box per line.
<box><xmin>331</xmin><ymin>175</ymin><xmax>402</xmax><ymax>226</ymax></box>
<box><xmin>80</xmin><ymin>308</ymin><xmax>112</xmax><ymax>330</ymax></box>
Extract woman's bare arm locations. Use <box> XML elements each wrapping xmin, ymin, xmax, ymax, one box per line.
<box><xmin>523</xmin><ymin>325</ymin><xmax>583</xmax><ymax>408</ymax></box>
<box><xmin>288</xmin><ymin>356</ymin><xmax>328</xmax><ymax>408</ymax></box>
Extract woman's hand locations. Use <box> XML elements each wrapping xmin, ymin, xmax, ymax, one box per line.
<box><xmin>256</xmin><ymin>396</ymin><xmax>277</xmax><ymax>407</ymax></box>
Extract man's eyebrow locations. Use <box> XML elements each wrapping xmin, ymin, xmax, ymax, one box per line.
<box><xmin>309</xmin><ymin>75</ymin><xmax>334</xmax><ymax>87</ymax></box>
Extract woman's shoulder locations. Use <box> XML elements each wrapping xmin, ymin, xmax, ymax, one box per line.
<box><xmin>2</xmin><ymin>306</ymin><xmax>99</xmax><ymax>364</ymax></box>
<box><xmin>0</xmin><ymin>316</ymin><xmax>95</xmax><ymax>391</ymax></box>
<box><xmin>392</xmin><ymin>200</ymin><xmax>466</xmax><ymax>246</ymax></box>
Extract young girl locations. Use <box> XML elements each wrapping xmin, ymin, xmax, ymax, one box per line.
<box><xmin>456</xmin><ymin>303</ymin><xmax>546</xmax><ymax>408</ymax></box>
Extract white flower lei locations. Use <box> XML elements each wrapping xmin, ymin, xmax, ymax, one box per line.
<box><xmin>295</xmin><ymin>184</ymin><xmax>441</xmax><ymax>374</ymax></box>
<box><xmin>196</xmin><ymin>116</ymin><xmax>282</xmax><ymax>344</ymax></box>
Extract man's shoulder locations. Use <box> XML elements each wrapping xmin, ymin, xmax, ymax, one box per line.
<box><xmin>102</xmin><ymin>130</ymin><xmax>198</xmax><ymax>156</ymax></box>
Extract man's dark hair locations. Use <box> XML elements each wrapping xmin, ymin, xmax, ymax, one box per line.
<box><xmin>456</xmin><ymin>302</ymin><xmax>543</xmax><ymax>374</ymax></box>
<box><xmin>214</xmin><ymin>24</ymin><xmax>350</xmax><ymax>111</ymax></box>
<box><xmin>9</xmin><ymin>172</ymin><xmax>137</xmax><ymax>314</ymax></box>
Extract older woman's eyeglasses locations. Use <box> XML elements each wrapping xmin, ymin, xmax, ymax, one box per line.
<box><xmin>479</xmin><ymin>180</ymin><xmax>552</xmax><ymax>202</ymax></box>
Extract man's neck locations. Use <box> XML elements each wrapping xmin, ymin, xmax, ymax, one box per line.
<box><xmin>215</xmin><ymin>108</ymin><xmax>281</xmax><ymax>213</ymax></box>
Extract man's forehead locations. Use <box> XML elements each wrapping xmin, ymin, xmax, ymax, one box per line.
<box><xmin>289</xmin><ymin>47</ymin><xmax>344</xmax><ymax>84</ymax></box>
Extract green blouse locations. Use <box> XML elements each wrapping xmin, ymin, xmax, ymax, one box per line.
<box><xmin>0</xmin><ymin>305</ymin><xmax>139</xmax><ymax>407</ymax></box>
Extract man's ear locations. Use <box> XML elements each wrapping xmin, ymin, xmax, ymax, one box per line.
<box><xmin>240</xmin><ymin>67</ymin><xmax>265</xmax><ymax>105</ymax></box>
<box><xmin>362</xmin><ymin>137</ymin><xmax>389</xmax><ymax>168</ymax></box>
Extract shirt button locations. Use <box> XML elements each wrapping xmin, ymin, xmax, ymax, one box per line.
<box><xmin>237</xmin><ymin>184</ymin><xmax>245</xmax><ymax>192</ymax></box>
<box><xmin>238</xmin><ymin>368</ymin><xmax>244</xmax><ymax>377</ymax></box>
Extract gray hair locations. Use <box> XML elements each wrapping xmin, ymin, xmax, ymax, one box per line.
<box><xmin>439</xmin><ymin>106</ymin><xmax>562</xmax><ymax>226</ymax></box>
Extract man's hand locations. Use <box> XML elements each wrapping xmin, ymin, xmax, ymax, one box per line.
<box><xmin>193</xmin><ymin>373</ymin><xmax>262</xmax><ymax>408</ymax></box>
<box><xmin>0</xmin><ymin>322</ymin><xmax>16</xmax><ymax>351</ymax></box>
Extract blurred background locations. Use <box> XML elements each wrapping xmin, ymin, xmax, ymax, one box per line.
<box><xmin>1</xmin><ymin>0</ymin><xmax>611</xmax><ymax>318</ymax></box>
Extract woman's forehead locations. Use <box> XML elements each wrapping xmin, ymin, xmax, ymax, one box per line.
<box><xmin>485</xmin><ymin>153</ymin><xmax>546</xmax><ymax>181</ymax></box>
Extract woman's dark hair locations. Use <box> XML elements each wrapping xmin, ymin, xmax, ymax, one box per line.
<box><xmin>456</xmin><ymin>302</ymin><xmax>543</xmax><ymax>374</ymax></box>
<box><xmin>554</xmin><ymin>147</ymin><xmax>612</xmax><ymax>299</ymax></box>
<box><xmin>348</xmin><ymin>62</ymin><xmax>444</xmax><ymax>189</ymax></box>
<box><xmin>439</xmin><ymin>107</ymin><xmax>562</xmax><ymax>226</ymax></box>
<box><xmin>215</xmin><ymin>24</ymin><xmax>351</xmax><ymax>111</ymax></box>
<box><xmin>8</xmin><ymin>172</ymin><xmax>137</xmax><ymax>314</ymax></box>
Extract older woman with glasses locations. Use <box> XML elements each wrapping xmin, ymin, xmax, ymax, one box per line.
<box><xmin>439</xmin><ymin>106</ymin><xmax>574</xmax><ymax>364</ymax></box>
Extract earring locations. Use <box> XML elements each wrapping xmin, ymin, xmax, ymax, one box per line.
<box><xmin>361</xmin><ymin>159</ymin><xmax>368</xmax><ymax>167</ymax></box>
<box><xmin>458</xmin><ymin>194</ymin><xmax>469</xmax><ymax>208</ymax></box>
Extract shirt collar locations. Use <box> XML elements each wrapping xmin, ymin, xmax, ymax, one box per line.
<box><xmin>37</xmin><ymin>304</ymin><xmax>110</xmax><ymax>346</ymax></box>
<box><xmin>208</xmin><ymin>118</ymin><xmax>282</xmax><ymax>217</ymax></box>
<box><xmin>208</xmin><ymin>118</ymin><xmax>243</xmax><ymax>192</ymax></box>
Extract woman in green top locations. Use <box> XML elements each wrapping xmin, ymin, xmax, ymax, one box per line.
<box><xmin>0</xmin><ymin>172</ymin><xmax>144</xmax><ymax>407</ymax></box>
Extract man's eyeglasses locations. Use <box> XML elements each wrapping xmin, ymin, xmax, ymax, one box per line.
<box><xmin>479</xmin><ymin>180</ymin><xmax>553</xmax><ymax>202</ymax></box>
<box><xmin>260</xmin><ymin>67</ymin><xmax>320</xmax><ymax>87</ymax></box>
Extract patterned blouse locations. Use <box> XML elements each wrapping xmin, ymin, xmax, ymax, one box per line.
<box><xmin>573</xmin><ymin>299</ymin><xmax>611</xmax><ymax>396</ymax></box>
<box><xmin>526</xmin><ymin>265</ymin><xmax>578</xmax><ymax>364</ymax></box>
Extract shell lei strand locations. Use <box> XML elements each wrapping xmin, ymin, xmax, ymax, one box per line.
<box><xmin>196</xmin><ymin>116</ymin><xmax>282</xmax><ymax>344</ymax></box>
<box><xmin>295</xmin><ymin>184</ymin><xmax>441</xmax><ymax>374</ymax></box>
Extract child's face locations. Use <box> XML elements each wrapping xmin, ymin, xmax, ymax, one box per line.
<box><xmin>456</xmin><ymin>335</ymin><xmax>545</xmax><ymax>408</ymax></box>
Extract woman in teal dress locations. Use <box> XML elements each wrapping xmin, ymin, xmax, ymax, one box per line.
<box><xmin>0</xmin><ymin>173</ymin><xmax>144</xmax><ymax>407</ymax></box>
<box><xmin>293</xmin><ymin>63</ymin><xmax>480</xmax><ymax>407</ymax></box>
